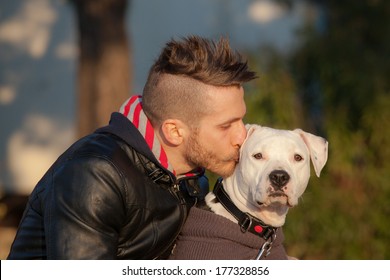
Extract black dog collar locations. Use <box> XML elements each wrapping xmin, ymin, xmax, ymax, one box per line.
<box><xmin>213</xmin><ymin>178</ymin><xmax>277</xmax><ymax>240</ymax></box>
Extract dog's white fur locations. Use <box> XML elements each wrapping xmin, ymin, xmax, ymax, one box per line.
<box><xmin>206</xmin><ymin>124</ymin><xmax>328</xmax><ymax>227</ymax></box>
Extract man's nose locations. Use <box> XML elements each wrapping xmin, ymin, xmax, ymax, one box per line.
<box><xmin>234</xmin><ymin>122</ymin><xmax>247</xmax><ymax>147</ymax></box>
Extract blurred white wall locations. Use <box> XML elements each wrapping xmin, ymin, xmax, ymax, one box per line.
<box><xmin>0</xmin><ymin>0</ymin><xmax>313</xmax><ymax>195</ymax></box>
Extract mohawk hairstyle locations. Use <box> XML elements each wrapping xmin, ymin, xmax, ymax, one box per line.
<box><xmin>151</xmin><ymin>35</ymin><xmax>257</xmax><ymax>86</ymax></box>
<box><xmin>142</xmin><ymin>35</ymin><xmax>257</xmax><ymax>126</ymax></box>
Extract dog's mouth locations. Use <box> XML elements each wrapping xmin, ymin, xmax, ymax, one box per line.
<box><xmin>257</xmin><ymin>192</ymin><xmax>292</xmax><ymax>207</ymax></box>
<box><xmin>269</xmin><ymin>191</ymin><xmax>288</xmax><ymax>198</ymax></box>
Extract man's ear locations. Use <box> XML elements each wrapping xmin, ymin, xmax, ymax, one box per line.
<box><xmin>160</xmin><ymin>119</ymin><xmax>186</xmax><ymax>146</ymax></box>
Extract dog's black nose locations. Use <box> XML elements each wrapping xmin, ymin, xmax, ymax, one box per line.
<box><xmin>269</xmin><ymin>170</ymin><xmax>290</xmax><ymax>189</ymax></box>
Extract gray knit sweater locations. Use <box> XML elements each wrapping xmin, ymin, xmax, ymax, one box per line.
<box><xmin>169</xmin><ymin>207</ymin><xmax>288</xmax><ymax>260</ymax></box>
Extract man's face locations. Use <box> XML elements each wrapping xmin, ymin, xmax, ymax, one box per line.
<box><xmin>184</xmin><ymin>85</ymin><xmax>247</xmax><ymax>177</ymax></box>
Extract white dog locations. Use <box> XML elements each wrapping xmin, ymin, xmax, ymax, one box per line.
<box><xmin>169</xmin><ymin>124</ymin><xmax>328</xmax><ymax>260</ymax></box>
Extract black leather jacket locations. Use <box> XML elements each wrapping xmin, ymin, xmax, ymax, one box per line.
<box><xmin>8</xmin><ymin>113</ymin><xmax>206</xmax><ymax>259</ymax></box>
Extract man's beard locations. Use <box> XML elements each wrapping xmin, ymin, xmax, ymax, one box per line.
<box><xmin>184</xmin><ymin>131</ymin><xmax>238</xmax><ymax>178</ymax></box>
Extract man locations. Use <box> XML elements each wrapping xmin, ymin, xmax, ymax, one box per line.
<box><xmin>8</xmin><ymin>35</ymin><xmax>257</xmax><ymax>259</ymax></box>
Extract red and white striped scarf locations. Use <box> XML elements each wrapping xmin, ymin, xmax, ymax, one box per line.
<box><xmin>119</xmin><ymin>95</ymin><xmax>176</xmax><ymax>175</ymax></box>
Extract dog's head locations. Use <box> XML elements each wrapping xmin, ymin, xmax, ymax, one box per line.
<box><xmin>224</xmin><ymin>124</ymin><xmax>328</xmax><ymax>227</ymax></box>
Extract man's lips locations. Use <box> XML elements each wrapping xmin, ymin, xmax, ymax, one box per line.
<box><xmin>233</xmin><ymin>152</ymin><xmax>240</xmax><ymax>163</ymax></box>
<box><xmin>224</xmin><ymin>157</ymin><xmax>239</xmax><ymax>163</ymax></box>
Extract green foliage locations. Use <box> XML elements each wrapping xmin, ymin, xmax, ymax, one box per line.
<box><xmin>280</xmin><ymin>0</ymin><xmax>390</xmax><ymax>259</ymax></box>
<box><xmin>244</xmin><ymin>47</ymin><xmax>304</xmax><ymax>129</ymax></box>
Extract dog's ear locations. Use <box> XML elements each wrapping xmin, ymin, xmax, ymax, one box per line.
<box><xmin>294</xmin><ymin>129</ymin><xmax>329</xmax><ymax>177</ymax></box>
<box><xmin>245</xmin><ymin>124</ymin><xmax>258</xmax><ymax>140</ymax></box>
<box><xmin>240</xmin><ymin>124</ymin><xmax>260</xmax><ymax>156</ymax></box>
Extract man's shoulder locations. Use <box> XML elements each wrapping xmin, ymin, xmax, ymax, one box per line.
<box><xmin>66</xmin><ymin>132</ymin><xmax>130</xmax><ymax>160</ymax></box>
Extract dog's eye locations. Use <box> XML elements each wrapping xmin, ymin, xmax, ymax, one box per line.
<box><xmin>294</xmin><ymin>154</ymin><xmax>303</xmax><ymax>161</ymax></box>
<box><xmin>253</xmin><ymin>153</ymin><xmax>263</xmax><ymax>160</ymax></box>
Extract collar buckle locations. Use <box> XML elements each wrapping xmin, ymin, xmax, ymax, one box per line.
<box><xmin>239</xmin><ymin>214</ymin><xmax>253</xmax><ymax>233</ymax></box>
